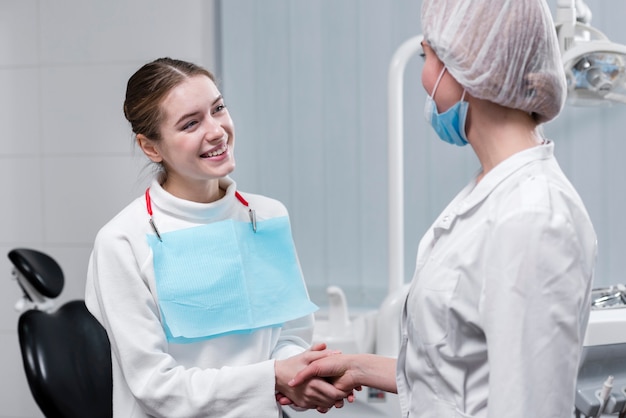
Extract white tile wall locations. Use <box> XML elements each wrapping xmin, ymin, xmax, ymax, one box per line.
<box><xmin>0</xmin><ymin>68</ymin><xmax>41</xmax><ymax>155</ymax></box>
<box><xmin>0</xmin><ymin>0</ymin><xmax>214</xmax><ymax>415</ymax></box>
<box><xmin>0</xmin><ymin>158</ymin><xmax>45</xmax><ymax>244</ymax></box>
<box><xmin>38</xmin><ymin>0</ymin><xmax>205</xmax><ymax>65</ymax></box>
<box><xmin>42</xmin><ymin>154</ymin><xmax>148</xmax><ymax>243</ymax></box>
<box><xmin>0</xmin><ymin>1</ymin><xmax>39</xmax><ymax>67</ymax></box>
<box><xmin>40</xmin><ymin>64</ymin><xmax>133</xmax><ymax>155</ymax></box>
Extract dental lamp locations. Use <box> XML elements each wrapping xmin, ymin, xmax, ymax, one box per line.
<box><xmin>555</xmin><ymin>0</ymin><xmax>626</xmax><ymax>106</ymax></box>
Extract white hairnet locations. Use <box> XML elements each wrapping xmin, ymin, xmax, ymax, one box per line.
<box><xmin>421</xmin><ymin>0</ymin><xmax>567</xmax><ymax>123</ymax></box>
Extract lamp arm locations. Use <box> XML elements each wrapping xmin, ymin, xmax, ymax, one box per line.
<box><xmin>555</xmin><ymin>0</ymin><xmax>576</xmax><ymax>53</ymax></box>
<box><xmin>574</xmin><ymin>0</ymin><xmax>592</xmax><ymax>24</ymax></box>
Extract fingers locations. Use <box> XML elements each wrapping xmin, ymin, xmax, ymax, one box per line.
<box><xmin>303</xmin><ymin>376</ymin><xmax>353</xmax><ymax>407</ymax></box>
<box><xmin>275</xmin><ymin>350</ymin><xmax>336</xmax><ymax>391</ymax></box>
<box><xmin>281</xmin><ymin>378</ymin><xmax>355</xmax><ymax>413</ymax></box>
<box><xmin>281</xmin><ymin>351</ymin><xmax>358</xmax><ymax>412</ymax></box>
<box><xmin>289</xmin><ymin>363</ymin><xmax>318</xmax><ymax>387</ymax></box>
<box><xmin>309</xmin><ymin>342</ymin><xmax>327</xmax><ymax>352</ymax></box>
<box><xmin>275</xmin><ymin>392</ymin><xmax>293</xmax><ymax>406</ymax></box>
<box><xmin>346</xmin><ymin>386</ymin><xmax>362</xmax><ymax>403</ymax></box>
<box><xmin>346</xmin><ymin>392</ymin><xmax>355</xmax><ymax>403</ymax></box>
<box><xmin>302</xmin><ymin>349</ymin><xmax>340</xmax><ymax>365</ymax></box>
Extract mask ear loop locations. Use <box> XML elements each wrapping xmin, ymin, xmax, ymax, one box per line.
<box><xmin>431</xmin><ymin>67</ymin><xmax>447</xmax><ymax>99</ymax></box>
<box><xmin>433</xmin><ymin>67</ymin><xmax>469</xmax><ymax>107</ymax></box>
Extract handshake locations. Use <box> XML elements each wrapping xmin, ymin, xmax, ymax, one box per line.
<box><xmin>274</xmin><ymin>343</ymin><xmax>397</xmax><ymax>414</ymax></box>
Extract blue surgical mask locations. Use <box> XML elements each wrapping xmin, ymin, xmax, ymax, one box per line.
<box><xmin>424</xmin><ymin>67</ymin><xmax>469</xmax><ymax>147</ymax></box>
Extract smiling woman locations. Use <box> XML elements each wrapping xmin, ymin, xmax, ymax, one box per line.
<box><xmin>135</xmin><ymin>73</ymin><xmax>236</xmax><ymax>203</ymax></box>
<box><xmin>83</xmin><ymin>57</ymin><xmax>353</xmax><ymax>417</ymax></box>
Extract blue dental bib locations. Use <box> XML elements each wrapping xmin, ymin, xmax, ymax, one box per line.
<box><xmin>147</xmin><ymin>216</ymin><xmax>318</xmax><ymax>343</ymax></box>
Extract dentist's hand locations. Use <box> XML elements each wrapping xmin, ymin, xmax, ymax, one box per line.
<box><xmin>275</xmin><ymin>343</ymin><xmax>353</xmax><ymax>412</ymax></box>
<box><xmin>288</xmin><ymin>353</ymin><xmax>362</xmax><ymax>394</ymax></box>
<box><xmin>289</xmin><ymin>353</ymin><xmax>398</xmax><ymax>395</ymax></box>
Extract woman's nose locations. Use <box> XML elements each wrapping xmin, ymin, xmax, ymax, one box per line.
<box><xmin>203</xmin><ymin>116</ymin><xmax>224</xmax><ymax>140</ymax></box>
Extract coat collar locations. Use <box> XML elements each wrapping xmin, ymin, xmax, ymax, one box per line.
<box><xmin>433</xmin><ymin>142</ymin><xmax>555</xmax><ymax>234</ymax></box>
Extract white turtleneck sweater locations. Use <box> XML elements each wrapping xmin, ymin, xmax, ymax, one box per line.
<box><xmin>85</xmin><ymin>176</ymin><xmax>314</xmax><ymax>418</ymax></box>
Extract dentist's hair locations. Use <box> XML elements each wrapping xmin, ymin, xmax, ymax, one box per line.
<box><xmin>123</xmin><ymin>58</ymin><xmax>215</xmax><ymax>141</ymax></box>
<box><xmin>422</xmin><ymin>0</ymin><xmax>566</xmax><ymax>124</ymax></box>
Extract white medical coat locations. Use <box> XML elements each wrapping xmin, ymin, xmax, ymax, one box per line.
<box><xmin>396</xmin><ymin>142</ymin><xmax>597</xmax><ymax>417</ymax></box>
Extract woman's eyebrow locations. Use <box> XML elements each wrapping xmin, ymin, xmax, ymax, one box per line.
<box><xmin>174</xmin><ymin>95</ymin><xmax>224</xmax><ymax>125</ymax></box>
<box><xmin>212</xmin><ymin>95</ymin><xmax>223</xmax><ymax>105</ymax></box>
<box><xmin>175</xmin><ymin>110</ymin><xmax>201</xmax><ymax>126</ymax></box>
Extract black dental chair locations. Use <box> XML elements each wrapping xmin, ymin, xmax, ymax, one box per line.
<box><xmin>9</xmin><ymin>248</ymin><xmax>112</xmax><ymax>418</ymax></box>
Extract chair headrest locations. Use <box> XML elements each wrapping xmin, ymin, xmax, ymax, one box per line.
<box><xmin>8</xmin><ymin>249</ymin><xmax>64</xmax><ymax>299</ymax></box>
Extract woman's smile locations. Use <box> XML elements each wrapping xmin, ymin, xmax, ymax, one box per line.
<box><xmin>200</xmin><ymin>142</ymin><xmax>229</xmax><ymax>159</ymax></box>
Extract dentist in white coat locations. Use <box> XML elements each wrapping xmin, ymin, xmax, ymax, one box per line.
<box><xmin>288</xmin><ymin>0</ymin><xmax>598</xmax><ymax>416</ymax></box>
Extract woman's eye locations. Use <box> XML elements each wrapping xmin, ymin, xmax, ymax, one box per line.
<box><xmin>213</xmin><ymin>104</ymin><xmax>226</xmax><ymax>114</ymax></box>
<box><xmin>182</xmin><ymin>120</ymin><xmax>198</xmax><ymax>130</ymax></box>
<box><xmin>419</xmin><ymin>43</ymin><xmax>426</xmax><ymax>60</ymax></box>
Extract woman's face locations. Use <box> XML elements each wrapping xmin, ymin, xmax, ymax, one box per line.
<box><xmin>421</xmin><ymin>42</ymin><xmax>465</xmax><ymax>113</ymax></box>
<box><xmin>142</xmin><ymin>75</ymin><xmax>236</xmax><ymax>197</ymax></box>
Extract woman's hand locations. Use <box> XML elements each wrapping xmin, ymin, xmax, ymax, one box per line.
<box><xmin>275</xmin><ymin>343</ymin><xmax>353</xmax><ymax>412</ymax></box>
<box><xmin>288</xmin><ymin>353</ymin><xmax>361</xmax><ymax>394</ymax></box>
<box><xmin>289</xmin><ymin>353</ymin><xmax>397</xmax><ymax>395</ymax></box>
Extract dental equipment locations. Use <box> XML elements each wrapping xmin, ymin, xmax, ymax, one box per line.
<box><xmin>575</xmin><ymin>285</ymin><xmax>626</xmax><ymax>417</ymax></box>
<box><xmin>595</xmin><ymin>375</ymin><xmax>614</xmax><ymax>418</ymax></box>
<box><xmin>555</xmin><ymin>0</ymin><xmax>626</xmax><ymax>106</ymax></box>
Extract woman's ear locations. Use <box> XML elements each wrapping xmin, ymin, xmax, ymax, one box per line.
<box><xmin>136</xmin><ymin>134</ymin><xmax>163</xmax><ymax>163</ymax></box>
